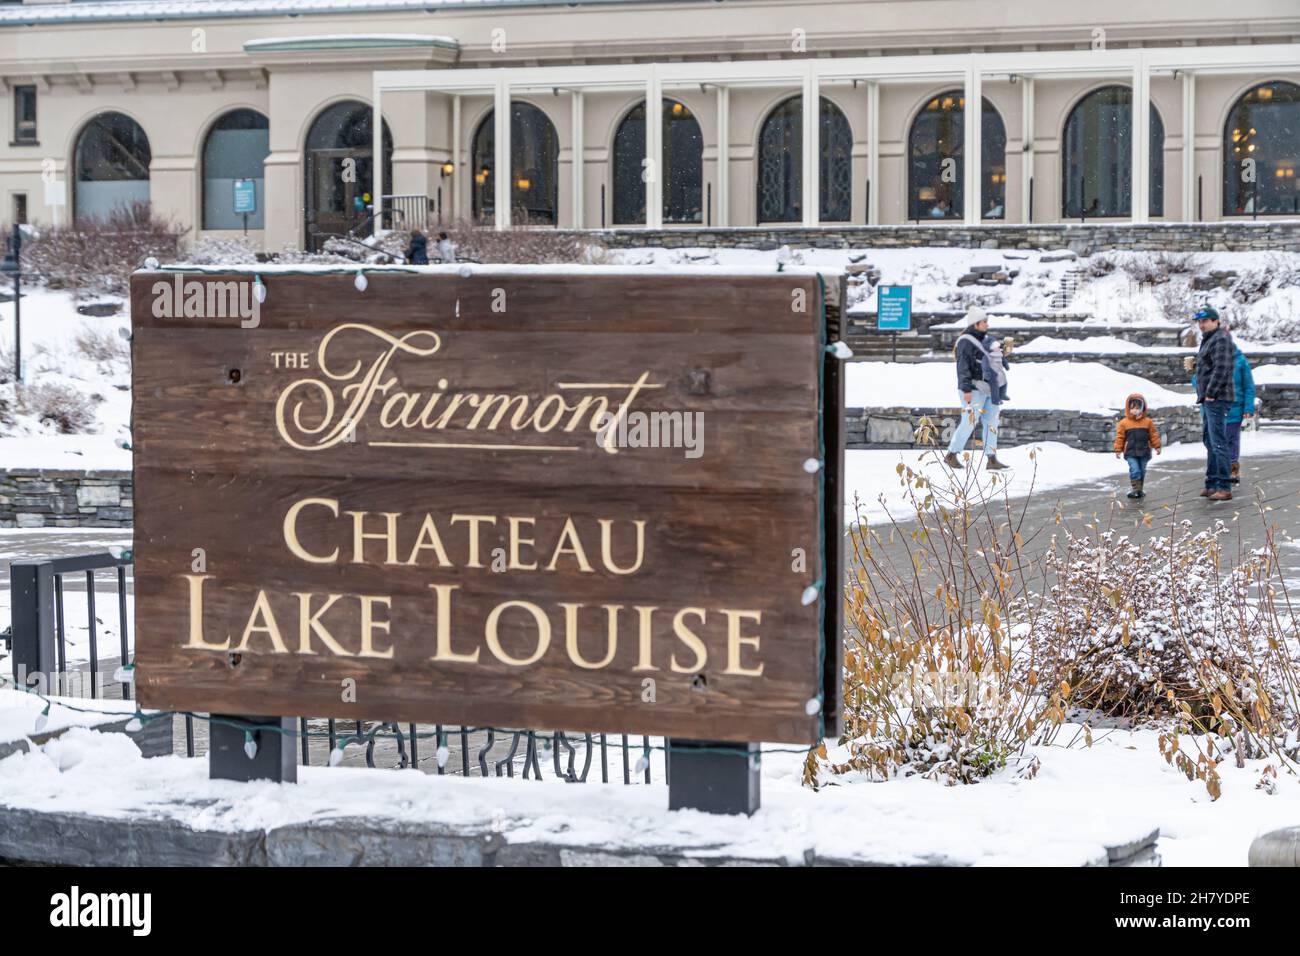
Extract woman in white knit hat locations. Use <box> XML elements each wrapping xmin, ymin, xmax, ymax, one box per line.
<box><xmin>943</xmin><ymin>307</ymin><xmax>1009</xmax><ymax>471</ymax></box>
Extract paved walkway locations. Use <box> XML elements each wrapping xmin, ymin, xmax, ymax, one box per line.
<box><xmin>862</xmin><ymin>444</ymin><xmax>1300</xmax><ymax>589</ymax></box>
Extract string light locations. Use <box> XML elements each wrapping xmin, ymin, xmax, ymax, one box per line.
<box><xmin>826</xmin><ymin>341</ymin><xmax>853</xmax><ymax>359</ymax></box>
<box><xmin>253</xmin><ymin>275</ymin><xmax>267</xmax><ymax>304</ymax></box>
<box><xmin>804</xmin><ymin>698</ymin><xmax>822</xmax><ymax>716</ymax></box>
<box><xmin>328</xmin><ymin>745</ymin><xmax>346</xmax><ymax>767</ymax></box>
<box><xmin>143</xmin><ymin>257</ymin><xmax>159</xmax><ymax>271</ymax></box>
<box><xmin>35</xmin><ymin>702</ymin><xmax>50</xmax><ymax>734</ymax></box>
<box><xmin>243</xmin><ymin>731</ymin><xmax>259</xmax><ymax>761</ymax></box>
<box><xmin>354</xmin><ymin>272</ymin><xmax>368</xmax><ymax>292</ymax></box>
<box><xmin>108</xmin><ymin>546</ymin><xmax>133</xmax><ymax>561</ymax></box>
<box><xmin>112</xmin><ymin>663</ymin><xmax>135</xmax><ymax>684</ymax></box>
<box><xmin>801</xmin><ymin>583</ymin><xmax>821</xmax><ymax>606</ymax></box>
<box><xmin>803</xmin><ymin>458</ymin><xmax>822</xmax><ymax>474</ymax></box>
<box><xmin>436</xmin><ymin>745</ymin><xmax>450</xmax><ymax>769</ymax></box>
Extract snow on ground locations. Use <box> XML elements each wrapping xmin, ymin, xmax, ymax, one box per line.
<box><xmin>843</xmin><ymin>427</ymin><xmax>1300</xmax><ymax>526</ymax></box>
<box><xmin>1017</xmin><ymin>334</ymin><xmax>1300</xmax><ymax>355</ymax></box>
<box><xmin>846</xmin><ymin>359</ymin><xmax>1193</xmax><ymax>412</ymax></box>
<box><xmin>0</xmin><ymin>288</ymin><xmax>131</xmax><ymax>470</ymax></box>
<box><xmin>1253</xmin><ymin>363</ymin><xmax>1300</xmax><ymax>385</ymax></box>
<box><xmin>0</xmin><ymin>715</ymin><xmax>1294</xmax><ymax>865</ymax></box>
<box><xmin>0</xmin><ymin>688</ymin><xmax>134</xmax><ymax>745</ymax></box>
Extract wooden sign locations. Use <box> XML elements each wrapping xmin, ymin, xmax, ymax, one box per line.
<box><xmin>130</xmin><ymin>267</ymin><xmax>842</xmax><ymax>744</ymax></box>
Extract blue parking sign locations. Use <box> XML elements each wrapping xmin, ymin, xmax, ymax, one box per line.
<box><xmin>877</xmin><ymin>285</ymin><xmax>912</xmax><ymax>331</ymax></box>
<box><xmin>233</xmin><ymin>179</ymin><xmax>257</xmax><ymax>215</ymax></box>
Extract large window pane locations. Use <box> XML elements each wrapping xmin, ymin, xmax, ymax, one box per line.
<box><xmin>756</xmin><ymin>96</ymin><xmax>852</xmax><ymax>223</ymax></box>
<box><xmin>203</xmin><ymin>109</ymin><xmax>269</xmax><ymax>230</ymax></box>
<box><xmin>1062</xmin><ymin>86</ymin><xmax>1163</xmax><ymax>218</ymax></box>
<box><xmin>1223</xmin><ymin>81</ymin><xmax>1300</xmax><ymax>216</ymax></box>
<box><xmin>74</xmin><ymin>112</ymin><xmax>151</xmax><ymax>222</ymax></box>
<box><xmin>612</xmin><ymin>99</ymin><xmax>703</xmax><ymax>225</ymax></box>
<box><xmin>907</xmin><ymin>92</ymin><xmax>1006</xmax><ymax>220</ymax></box>
<box><xmin>472</xmin><ymin>103</ymin><xmax>560</xmax><ymax>225</ymax></box>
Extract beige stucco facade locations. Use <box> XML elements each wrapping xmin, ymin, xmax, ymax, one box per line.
<box><xmin>2</xmin><ymin>0</ymin><xmax>1299</xmax><ymax>249</ymax></box>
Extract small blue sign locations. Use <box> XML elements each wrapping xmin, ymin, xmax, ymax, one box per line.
<box><xmin>877</xmin><ymin>285</ymin><xmax>912</xmax><ymax>331</ymax></box>
<box><xmin>233</xmin><ymin>179</ymin><xmax>257</xmax><ymax>215</ymax></box>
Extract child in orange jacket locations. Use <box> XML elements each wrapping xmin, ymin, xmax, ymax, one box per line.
<box><xmin>1114</xmin><ymin>393</ymin><xmax>1162</xmax><ymax>500</ymax></box>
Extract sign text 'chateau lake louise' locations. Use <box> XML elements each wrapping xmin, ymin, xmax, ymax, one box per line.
<box><xmin>130</xmin><ymin>268</ymin><xmax>842</xmax><ymax>743</ymax></box>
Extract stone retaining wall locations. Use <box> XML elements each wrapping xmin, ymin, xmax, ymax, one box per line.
<box><xmin>587</xmin><ymin>221</ymin><xmax>1300</xmax><ymax>253</ymax></box>
<box><xmin>1011</xmin><ymin>350</ymin><xmax>1300</xmax><ymax>385</ymax></box>
<box><xmin>847</xmin><ymin>404</ymin><xmax>1205</xmax><ymax>453</ymax></box>
<box><xmin>1258</xmin><ymin>383</ymin><xmax>1300</xmax><ymax>420</ymax></box>
<box><xmin>0</xmin><ymin>469</ymin><xmax>133</xmax><ymax>528</ymax></box>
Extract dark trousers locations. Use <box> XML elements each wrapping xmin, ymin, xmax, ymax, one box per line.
<box><xmin>1202</xmin><ymin>400</ymin><xmax>1232</xmax><ymax>491</ymax></box>
<box><xmin>1125</xmin><ymin>455</ymin><xmax>1149</xmax><ymax>481</ymax></box>
<box><xmin>1226</xmin><ymin>420</ymin><xmax>1243</xmax><ymax>464</ymax></box>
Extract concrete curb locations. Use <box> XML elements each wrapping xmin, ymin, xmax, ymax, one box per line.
<box><xmin>0</xmin><ymin>806</ymin><xmax>1161</xmax><ymax>867</ymax></box>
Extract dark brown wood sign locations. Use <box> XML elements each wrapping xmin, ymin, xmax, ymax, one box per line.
<box><xmin>130</xmin><ymin>267</ymin><xmax>841</xmax><ymax>744</ymax></box>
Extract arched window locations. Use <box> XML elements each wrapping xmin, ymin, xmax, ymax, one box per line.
<box><xmin>472</xmin><ymin>103</ymin><xmax>560</xmax><ymax>225</ymax></box>
<box><xmin>756</xmin><ymin>96</ymin><xmax>852</xmax><ymax>223</ymax></box>
<box><xmin>907</xmin><ymin>92</ymin><xmax>1007</xmax><ymax>220</ymax></box>
<box><xmin>303</xmin><ymin>100</ymin><xmax>392</xmax><ymax>250</ymax></box>
<box><xmin>74</xmin><ymin>112</ymin><xmax>151</xmax><ymax>222</ymax></box>
<box><xmin>1223</xmin><ymin>81</ymin><xmax>1300</xmax><ymax>217</ymax></box>
<box><xmin>612</xmin><ymin>98</ymin><xmax>703</xmax><ymax>225</ymax></box>
<box><xmin>1062</xmin><ymin>86</ymin><xmax>1164</xmax><ymax>218</ymax></box>
<box><xmin>202</xmin><ymin>109</ymin><xmax>269</xmax><ymax>230</ymax></box>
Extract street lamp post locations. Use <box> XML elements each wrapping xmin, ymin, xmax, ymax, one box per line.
<box><xmin>0</xmin><ymin>224</ymin><xmax>21</xmax><ymax>383</ymax></box>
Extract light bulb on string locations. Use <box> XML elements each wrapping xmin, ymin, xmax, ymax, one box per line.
<box><xmin>436</xmin><ymin>745</ymin><xmax>450</xmax><ymax>769</ymax></box>
<box><xmin>328</xmin><ymin>745</ymin><xmax>346</xmax><ymax>767</ymax></box>
<box><xmin>803</xmin><ymin>458</ymin><xmax>822</xmax><ymax>474</ymax></box>
<box><xmin>354</xmin><ymin>272</ymin><xmax>368</xmax><ymax>292</ymax></box>
<box><xmin>801</xmin><ymin>584</ymin><xmax>820</xmax><ymax>606</ymax></box>
<box><xmin>804</xmin><ymin>697</ymin><xmax>822</xmax><ymax>716</ymax></box>
<box><xmin>253</xmin><ymin>276</ymin><xmax>267</xmax><ymax>304</ymax></box>
<box><xmin>243</xmin><ymin>731</ymin><xmax>258</xmax><ymax>761</ymax></box>
<box><xmin>35</xmin><ymin>702</ymin><xmax>51</xmax><ymax>734</ymax></box>
<box><xmin>826</xmin><ymin>342</ymin><xmax>853</xmax><ymax>360</ymax></box>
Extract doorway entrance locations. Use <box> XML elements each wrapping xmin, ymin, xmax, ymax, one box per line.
<box><xmin>303</xmin><ymin>101</ymin><xmax>393</xmax><ymax>251</ymax></box>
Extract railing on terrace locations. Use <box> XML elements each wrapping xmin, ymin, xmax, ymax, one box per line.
<box><xmin>4</xmin><ymin>552</ymin><xmax>655</xmax><ymax>783</ymax></box>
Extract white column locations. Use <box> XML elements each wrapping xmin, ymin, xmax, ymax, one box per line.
<box><xmin>372</xmin><ymin>79</ymin><xmax>384</xmax><ymax>235</ymax></box>
<box><xmin>801</xmin><ymin>65</ymin><xmax>820</xmax><ymax>227</ymax></box>
<box><xmin>494</xmin><ymin>76</ymin><xmax>510</xmax><ymax>230</ymax></box>
<box><xmin>866</xmin><ymin>81</ymin><xmax>879</xmax><ymax>224</ymax></box>
<box><xmin>1020</xmin><ymin>77</ymin><xmax>1035</xmax><ymax>223</ymax></box>
<box><xmin>1181</xmin><ymin>71</ymin><xmax>1196</xmax><ymax>221</ymax></box>
<box><xmin>1131</xmin><ymin>56</ymin><xmax>1150</xmax><ymax>224</ymax></box>
<box><xmin>645</xmin><ymin>67</ymin><xmax>663</xmax><ymax>229</ymax></box>
<box><xmin>716</xmin><ymin>84</ymin><xmax>729</xmax><ymax>227</ymax></box>
<box><xmin>451</xmin><ymin>94</ymin><xmax>462</xmax><ymax>221</ymax></box>
<box><xmin>963</xmin><ymin>65</ymin><xmax>982</xmax><ymax>225</ymax></box>
<box><xmin>571</xmin><ymin>90</ymin><xmax>585</xmax><ymax>229</ymax></box>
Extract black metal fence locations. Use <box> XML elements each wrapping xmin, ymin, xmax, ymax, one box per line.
<box><xmin>6</xmin><ymin>552</ymin><xmax>655</xmax><ymax>784</ymax></box>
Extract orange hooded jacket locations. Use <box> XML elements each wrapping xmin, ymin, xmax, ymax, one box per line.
<box><xmin>1114</xmin><ymin>393</ymin><xmax>1161</xmax><ymax>457</ymax></box>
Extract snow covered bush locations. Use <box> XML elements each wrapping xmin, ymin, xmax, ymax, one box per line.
<box><xmin>16</xmin><ymin>382</ymin><xmax>99</xmax><ymax>434</ymax></box>
<box><xmin>21</xmin><ymin>203</ymin><xmax>185</xmax><ymax>297</ymax></box>
<box><xmin>446</xmin><ymin>220</ymin><xmax>607</xmax><ymax>264</ymax></box>
<box><xmin>184</xmin><ymin>236</ymin><xmax>263</xmax><ymax>265</ymax></box>
<box><xmin>806</xmin><ymin>452</ymin><xmax>1069</xmax><ymax>789</ymax></box>
<box><xmin>1025</xmin><ymin>519</ymin><xmax>1300</xmax><ymax>786</ymax></box>
<box><xmin>74</xmin><ymin>325</ymin><xmax>130</xmax><ymax>367</ymax></box>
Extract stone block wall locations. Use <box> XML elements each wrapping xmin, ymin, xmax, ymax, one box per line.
<box><xmin>1257</xmin><ymin>383</ymin><xmax>1300</xmax><ymax>420</ymax></box>
<box><xmin>587</xmin><ymin>221</ymin><xmax>1300</xmax><ymax>253</ymax></box>
<box><xmin>0</xmin><ymin>469</ymin><xmax>133</xmax><ymax>528</ymax></box>
<box><xmin>846</xmin><ymin>405</ymin><xmax>1205</xmax><ymax>453</ymax></box>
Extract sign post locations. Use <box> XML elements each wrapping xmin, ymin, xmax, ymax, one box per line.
<box><xmin>233</xmin><ymin>179</ymin><xmax>257</xmax><ymax>236</ymax></box>
<box><xmin>130</xmin><ymin>267</ymin><xmax>843</xmax><ymax>807</ymax></box>
<box><xmin>876</xmin><ymin>284</ymin><xmax>913</xmax><ymax>362</ymax></box>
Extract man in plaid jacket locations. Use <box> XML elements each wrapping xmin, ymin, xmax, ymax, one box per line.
<box><xmin>1192</xmin><ymin>306</ymin><xmax>1236</xmax><ymax>501</ymax></box>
